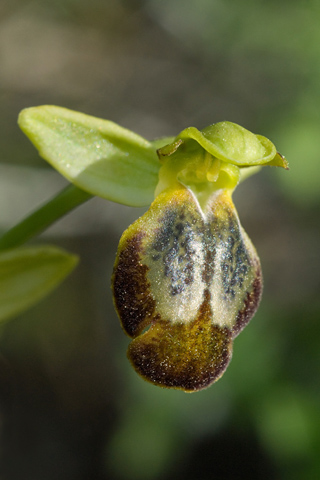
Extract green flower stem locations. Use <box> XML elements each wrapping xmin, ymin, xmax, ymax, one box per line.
<box><xmin>0</xmin><ymin>185</ymin><xmax>92</xmax><ymax>251</ymax></box>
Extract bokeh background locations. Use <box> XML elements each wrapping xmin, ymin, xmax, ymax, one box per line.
<box><xmin>0</xmin><ymin>0</ymin><xmax>320</xmax><ymax>479</ymax></box>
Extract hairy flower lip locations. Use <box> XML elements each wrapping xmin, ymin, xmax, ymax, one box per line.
<box><xmin>112</xmin><ymin>187</ymin><xmax>263</xmax><ymax>392</ymax></box>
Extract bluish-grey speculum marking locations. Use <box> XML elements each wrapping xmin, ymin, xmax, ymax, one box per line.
<box><xmin>151</xmin><ymin>207</ymin><xmax>199</xmax><ymax>296</ymax></box>
<box><xmin>218</xmin><ymin>216</ymin><xmax>251</xmax><ymax>299</ymax></box>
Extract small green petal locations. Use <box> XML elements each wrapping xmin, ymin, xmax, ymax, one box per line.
<box><xmin>263</xmin><ymin>149</ymin><xmax>289</xmax><ymax>169</ymax></box>
<box><xmin>151</xmin><ymin>136</ymin><xmax>176</xmax><ymax>150</ymax></box>
<box><xmin>0</xmin><ymin>245</ymin><xmax>78</xmax><ymax>322</ymax></box>
<box><xmin>19</xmin><ymin>106</ymin><xmax>161</xmax><ymax>207</ymax></box>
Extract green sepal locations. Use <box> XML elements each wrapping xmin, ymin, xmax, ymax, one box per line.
<box><xmin>18</xmin><ymin>106</ymin><xmax>161</xmax><ymax>207</ymax></box>
<box><xmin>158</xmin><ymin>121</ymin><xmax>287</xmax><ymax>168</ymax></box>
<box><xmin>0</xmin><ymin>245</ymin><xmax>78</xmax><ymax>322</ymax></box>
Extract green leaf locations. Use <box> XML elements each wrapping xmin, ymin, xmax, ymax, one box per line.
<box><xmin>0</xmin><ymin>245</ymin><xmax>78</xmax><ymax>322</ymax></box>
<box><xmin>19</xmin><ymin>106</ymin><xmax>161</xmax><ymax>207</ymax></box>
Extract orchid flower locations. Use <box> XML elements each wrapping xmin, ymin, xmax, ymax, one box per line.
<box><xmin>5</xmin><ymin>106</ymin><xmax>287</xmax><ymax>392</ymax></box>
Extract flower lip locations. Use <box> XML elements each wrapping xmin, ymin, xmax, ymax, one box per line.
<box><xmin>112</xmin><ymin>187</ymin><xmax>263</xmax><ymax>392</ymax></box>
<box><xmin>157</xmin><ymin>121</ymin><xmax>288</xmax><ymax>169</ymax></box>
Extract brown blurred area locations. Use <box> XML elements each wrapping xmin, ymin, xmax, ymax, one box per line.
<box><xmin>0</xmin><ymin>1</ymin><xmax>320</xmax><ymax>479</ymax></box>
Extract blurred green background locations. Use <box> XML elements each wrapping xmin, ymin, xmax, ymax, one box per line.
<box><xmin>0</xmin><ymin>0</ymin><xmax>320</xmax><ymax>479</ymax></box>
